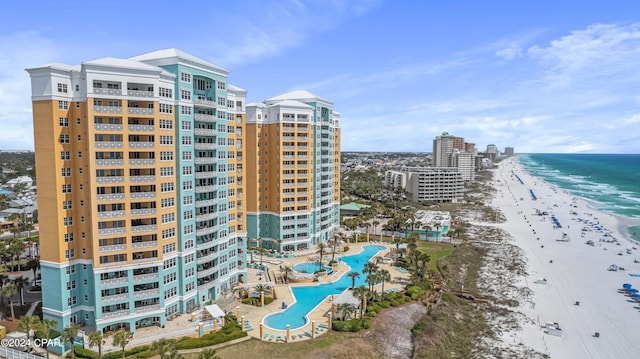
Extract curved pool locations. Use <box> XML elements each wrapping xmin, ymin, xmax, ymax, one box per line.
<box><xmin>293</xmin><ymin>262</ymin><xmax>331</xmax><ymax>274</ymax></box>
<box><xmin>264</xmin><ymin>245</ymin><xmax>385</xmax><ymax>330</ymax></box>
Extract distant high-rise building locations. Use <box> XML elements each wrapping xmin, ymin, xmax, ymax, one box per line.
<box><xmin>384</xmin><ymin>170</ymin><xmax>406</xmax><ymax>188</ymax></box>
<box><xmin>486</xmin><ymin>144</ymin><xmax>499</xmax><ymax>154</ymax></box>
<box><xmin>433</xmin><ymin>132</ymin><xmax>464</xmax><ymax>167</ymax></box>
<box><xmin>26</xmin><ymin>49</ymin><xmax>248</xmax><ymax>332</ymax></box>
<box><xmin>451</xmin><ymin>151</ymin><xmax>475</xmax><ymax>181</ymax></box>
<box><xmin>504</xmin><ymin>147</ymin><xmax>515</xmax><ymax>156</ymax></box>
<box><xmin>245</xmin><ymin>90</ymin><xmax>341</xmax><ymax>252</ymax></box>
<box><xmin>405</xmin><ymin>167</ymin><xmax>464</xmax><ymax>203</ymax></box>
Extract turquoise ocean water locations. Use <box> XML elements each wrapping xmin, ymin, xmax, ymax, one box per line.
<box><xmin>518</xmin><ymin>153</ymin><xmax>640</xmax><ymax>242</ymax></box>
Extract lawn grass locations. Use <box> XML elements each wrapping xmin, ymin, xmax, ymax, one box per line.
<box><xmin>416</xmin><ymin>241</ymin><xmax>454</xmax><ymax>273</ymax></box>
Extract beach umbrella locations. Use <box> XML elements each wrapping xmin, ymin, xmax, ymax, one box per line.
<box><xmin>633</xmin><ymin>294</ymin><xmax>640</xmax><ymax>298</ymax></box>
<box><xmin>630</xmin><ymin>289</ymin><xmax>639</xmax><ymax>294</ymax></box>
<box><xmin>623</xmin><ymin>283</ymin><xmax>632</xmax><ymax>288</ymax></box>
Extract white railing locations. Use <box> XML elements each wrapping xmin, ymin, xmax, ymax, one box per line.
<box><xmin>128</xmin><ymin>142</ymin><xmax>155</xmax><ymax>149</ymax></box>
<box><xmin>194</xmin><ymin>99</ymin><xmax>215</xmax><ymax>108</ymax></box>
<box><xmin>135</xmin><ymin>304</ymin><xmax>161</xmax><ymax>313</ymax></box>
<box><xmin>128</xmin><ymin>108</ymin><xmax>154</xmax><ymax>115</ymax></box>
<box><xmin>102</xmin><ymin>293</ymin><xmax>129</xmax><ymax>303</ymax></box>
<box><xmin>94</xmin><ymin>123</ymin><xmax>123</xmax><ymax>131</ymax></box>
<box><xmin>98</xmin><ymin>227</ymin><xmax>126</xmax><ymax>236</ymax></box>
<box><xmin>97</xmin><ymin>211</ymin><xmax>125</xmax><ymax>219</ymax></box>
<box><xmin>133</xmin><ymin>273</ymin><xmax>159</xmax><ymax>282</ymax></box>
<box><xmin>195</xmin><ymin>171</ymin><xmax>216</xmax><ymax>179</ymax></box>
<box><xmin>97</xmin><ymin>193</ymin><xmax>125</xmax><ymax>201</ymax></box>
<box><xmin>94</xmin><ymin>88</ymin><xmax>122</xmax><ymax>96</ymax></box>
<box><xmin>131</xmin><ymin>225</ymin><xmax>157</xmax><ymax>233</ymax></box>
<box><xmin>127</xmin><ymin>90</ymin><xmax>154</xmax><ymax>97</ymax></box>
<box><xmin>130</xmin><ymin>192</ymin><xmax>156</xmax><ymax>199</ymax></box>
<box><xmin>134</xmin><ymin>288</ymin><xmax>160</xmax><ymax>298</ymax></box>
<box><xmin>100</xmin><ymin>277</ymin><xmax>128</xmax><ymax>286</ymax></box>
<box><xmin>131</xmin><ymin>241</ymin><xmax>158</xmax><ymax>249</ymax></box>
<box><xmin>95</xmin><ymin>142</ymin><xmax>123</xmax><ymax>149</ymax></box>
<box><xmin>95</xmin><ymin>106</ymin><xmax>122</xmax><ymax>114</ymax></box>
<box><xmin>195</xmin><ymin>157</ymin><xmax>216</xmax><ymax>164</ymax></box>
<box><xmin>196</xmin><ymin>198</ymin><xmax>217</xmax><ymax>207</ymax></box>
<box><xmin>130</xmin><ymin>208</ymin><xmax>156</xmax><ymax>216</ymax></box>
<box><xmin>195</xmin><ymin>128</ymin><xmax>216</xmax><ymax>136</ymax></box>
<box><xmin>195</xmin><ymin>185</ymin><xmax>216</xmax><ymax>193</ymax></box>
<box><xmin>194</xmin><ymin>143</ymin><xmax>216</xmax><ymax>150</ymax></box>
<box><xmin>102</xmin><ymin>309</ymin><xmax>130</xmax><ymax>320</ymax></box>
<box><xmin>128</xmin><ymin>124</ymin><xmax>154</xmax><ymax>132</ymax></box>
<box><xmin>129</xmin><ymin>159</ymin><xmax>155</xmax><ymax>166</ymax></box>
<box><xmin>130</xmin><ymin>175</ymin><xmax>156</xmax><ymax>183</ymax></box>
<box><xmin>195</xmin><ymin>113</ymin><xmax>215</xmax><ymax>122</ymax></box>
<box><xmin>96</xmin><ymin>159</ymin><xmax>124</xmax><ymax>166</ymax></box>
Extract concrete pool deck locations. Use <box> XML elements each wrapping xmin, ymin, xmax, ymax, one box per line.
<box><xmin>219</xmin><ymin>241</ymin><xmax>412</xmax><ymax>342</ymax></box>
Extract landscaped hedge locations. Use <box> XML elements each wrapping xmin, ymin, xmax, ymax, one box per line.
<box><xmin>74</xmin><ymin>344</ymin><xmax>152</xmax><ymax>359</ymax></box>
<box><xmin>175</xmin><ymin>322</ymin><xmax>247</xmax><ymax>350</ymax></box>
<box><xmin>35</xmin><ymin>329</ymin><xmax>61</xmax><ymax>341</ymax></box>
<box><xmin>241</xmin><ymin>296</ymin><xmax>274</xmax><ymax>306</ymax></box>
<box><xmin>331</xmin><ymin>318</ymin><xmax>370</xmax><ymax>332</ymax></box>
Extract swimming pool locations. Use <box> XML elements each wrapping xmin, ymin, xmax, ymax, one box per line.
<box><xmin>293</xmin><ymin>262</ymin><xmax>332</xmax><ymax>274</ymax></box>
<box><xmin>264</xmin><ymin>245</ymin><xmax>385</xmax><ymax>330</ymax></box>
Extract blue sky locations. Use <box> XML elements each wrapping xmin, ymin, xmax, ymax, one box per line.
<box><xmin>2</xmin><ymin>0</ymin><xmax>640</xmax><ymax>153</ymax></box>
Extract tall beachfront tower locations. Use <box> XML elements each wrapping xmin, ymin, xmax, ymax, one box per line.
<box><xmin>245</xmin><ymin>91</ymin><xmax>340</xmax><ymax>252</ymax></box>
<box><xmin>432</xmin><ymin>132</ymin><xmax>465</xmax><ymax>167</ymax></box>
<box><xmin>26</xmin><ymin>49</ymin><xmax>247</xmax><ymax>333</ymax></box>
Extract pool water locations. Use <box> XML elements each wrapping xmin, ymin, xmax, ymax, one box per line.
<box><xmin>293</xmin><ymin>262</ymin><xmax>331</xmax><ymax>274</ymax></box>
<box><xmin>264</xmin><ymin>245</ymin><xmax>385</xmax><ymax>330</ymax></box>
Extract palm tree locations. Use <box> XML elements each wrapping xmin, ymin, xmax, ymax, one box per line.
<box><xmin>393</xmin><ymin>236</ymin><xmax>404</xmax><ymax>260</ymax></box>
<box><xmin>254</xmin><ymin>284</ymin><xmax>267</xmax><ymax>307</ymax></box>
<box><xmin>330</xmin><ymin>233</ymin><xmax>341</xmax><ymax>264</ymax></box>
<box><xmin>422</xmin><ymin>224</ymin><xmax>431</xmax><ymax>240</ymax></box>
<box><xmin>257</xmin><ymin>247</ymin><xmax>267</xmax><ymax>266</ymax></box>
<box><xmin>197</xmin><ymin>349</ymin><xmax>220</xmax><ymax>359</ymax></box>
<box><xmin>366</xmin><ymin>273</ymin><xmax>379</xmax><ymax>298</ymax></box>
<box><xmin>17</xmin><ymin>315</ymin><xmax>40</xmax><ymax>344</ymax></box>
<box><xmin>38</xmin><ymin>318</ymin><xmax>58</xmax><ymax>359</ymax></box>
<box><xmin>112</xmin><ymin>329</ymin><xmax>134</xmax><ymax>359</ymax></box>
<box><xmin>347</xmin><ymin>271</ymin><xmax>360</xmax><ymax>289</ymax></box>
<box><xmin>61</xmin><ymin>324</ymin><xmax>80</xmax><ymax>359</ymax></box>
<box><xmin>27</xmin><ymin>258</ymin><xmax>40</xmax><ymax>284</ymax></box>
<box><xmin>88</xmin><ymin>331</ymin><xmax>109</xmax><ymax>359</ymax></box>
<box><xmin>13</xmin><ymin>276</ymin><xmax>30</xmax><ymax>308</ymax></box>
<box><xmin>352</xmin><ymin>286</ymin><xmax>369</xmax><ymax>322</ymax></box>
<box><xmin>282</xmin><ymin>265</ymin><xmax>293</xmax><ymax>284</ymax></box>
<box><xmin>378</xmin><ymin>269</ymin><xmax>391</xmax><ymax>295</ymax></box>
<box><xmin>434</xmin><ymin>222</ymin><xmax>442</xmax><ymax>241</ymax></box>
<box><xmin>337</xmin><ymin>303</ymin><xmax>356</xmax><ymax>321</ymax></box>
<box><xmin>151</xmin><ymin>338</ymin><xmax>176</xmax><ymax>359</ymax></box>
<box><xmin>372</xmin><ymin>220</ymin><xmax>380</xmax><ymax>236</ymax></box>
<box><xmin>317</xmin><ymin>243</ymin><xmax>326</xmax><ymax>271</ymax></box>
<box><xmin>2</xmin><ymin>283</ymin><xmax>18</xmax><ymax>320</ymax></box>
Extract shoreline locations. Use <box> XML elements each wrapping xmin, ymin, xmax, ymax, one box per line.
<box><xmin>488</xmin><ymin>157</ymin><xmax>640</xmax><ymax>358</ymax></box>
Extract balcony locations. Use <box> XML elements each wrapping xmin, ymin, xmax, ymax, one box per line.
<box><xmin>96</xmin><ymin>159</ymin><xmax>124</xmax><ymax>167</ymax></box>
<box><xmin>194</xmin><ymin>99</ymin><xmax>216</xmax><ymax>108</ymax></box>
<box><xmin>133</xmin><ymin>256</ymin><xmax>158</xmax><ymax>263</ymax></box>
<box><xmin>97</xmin><ymin>210</ymin><xmax>126</xmax><ymax>219</ymax></box>
<box><xmin>128</xmin><ymin>142</ymin><xmax>155</xmax><ymax>149</ymax></box>
<box><xmin>133</xmin><ymin>273</ymin><xmax>159</xmax><ymax>282</ymax></box>
<box><xmin>129</xmin><ymin>159</ymin><xmax>155</xmax><ymax>166</ymax></box>
<box><xmin>196</xmin><ymin>198</ymin><xmax>217</xmax><ymax>207</ymax></box>
<box><xmin>196</xmin><ymin>226</ymin><xmax>216</xmax><ymax>236</ymax></box>
<box><xmin>127</xmin><ymin>90</ymin><xmax>154</xmax><ymax>97</ymax></box>
<box><xmin>101</xmin><ymin>260</ymin><xmax>128</xmax><ymax>267</ymax></box>
<box><xmin>102</xmin><ymin>309</ymin><xmax>130</xmax><ymax>320</ymax></box>
<box><xmin>198</xmin><ymin>281</ymin><xmax>215</xmax><ymax>292</ymax></box>
<box><xmin>127</xmin><ymin>108</ymin><xmax>154</xmax><ymax>115</ymax></box>
<box><xmin>195</xmin><ymin>185</ymin><xmax>216</xmax><ymax>193</ymax></box>
<box><xmin>197</xmin><ymin>266</ymin><xmax>217</xmax><ymax>277</ymax></box>
<box><xmin>131</xmin><ymin>208</ymin><xmax>156</xmax><ymax>216</ymax></box>
<box><xmin>131</xmin><ymin>240</ymin><xmax>158</xmax><ymax>249</ymax></box>
<box><xmin>128</xmin><ymin>124</ymin><xmax>154</xmax><ymax>132</ymax></box>
<box><xmin>195</xmin><ymin>113</ymin><xmax>215</xmax><ymax>123</ymax></box>
<box><xmin>196</xmin><ymin>212</ymin><xmax>216</xmax><ymax>222</ymax></box>
<box><xmin>135</xmin><ymin>304</ymin><xmax>161</xmax><ymax>313</ymax></box>
<box><xmin>195</xmin><ymin>171</ymin><xmax>216</xmax><ymax>179</ymax></box>
<box><xmin>195</xmin><ymin>157</ymin><xmax>217</xmax><ymax>165</ymax></box>
<box><xmin>95</xmin><ymin>106</ymin><xmax>122</xmax><ymax>114</ymax></box>
<box><xmin>93</xmin><ymin>88</ymin><xmax>122</xmax><ymax>96</ymax></box>
<box><xmin>97</xmin><ymin>193</ymin><xmax>125</xmax><ymax>201</ymax></box>
<box><xmin>197</xmin><ymin>252</ymin><xmax>219</xmax><ymax>265</ymax></box>
<box><xmin>94</xmin><ymin>123</ymin><xmax>123</xmax><ymax>132</ymax></box>
<box><xmin>100</xmin><ymin>277</ymin><xmax>128</xmax><ymax>286</ymax></box>
<box><xmin>194</xmin><ymin>143</ymin><xmax>216</xmax><ymax>150</ymax></box>
<box><xmin>102</xmin><ymin>293</ymin><xmax>129</xmax><ymax>303</ymax></box>
<box><xmin>195</xmin><ymin>128</ymin><xmax>216</xmax><ymax>136</ymax></box>
<box><xmin>130</xmin><ymin>192</ymin><xmax>156</xmax><ymax>199</ymax></box>
<box><xmin>95</xmin><ymin>141</ymin><xmax>123</xmax><ymax>149</ymax></box>
<box><xmin>131</xmin><ymin>224</ymin><xmax>157</xmax><ymax>233</ymax></box>
<box><xmin>130</xmin><ymin>175</ymin><xmax>156</xmax><ymax>183</ymax></box>
<box><xmin>98</xmin><ymin>227</ymin><xmax>126</xmax><ymax>236</ymax></box>
<box><xmin>133</xmin><ymin>288</ymin><xmax>160</xmax><ymax>298</ymax></box>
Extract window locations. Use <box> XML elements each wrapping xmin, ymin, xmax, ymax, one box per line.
<box><xmin>159</xmin><ymin>103</ymin><xmax>173</xmax><ymax>114</ymax></box>
<box><xmin>62</xmin><ymin>184</ymin><xmax>72</xmax><ymax>194</ymax></box>
<box><xmin>60</xmin><ymin>151</ymin><xmax>70</xmax><ymax>160</ymax></box>
<box><xmin>162</xmin><ymin>228</ymin><xmax>176</xmax><ymax>239</ymax></box>
<box><xmin>160</xmin><ymin>136</ymin><xmax>173</xmax><ymax>145</ymax></box>
<box><xmin>160</xmin><ymin>152</ymin><xmax>173</xmax><ymax>161</ymax></box>
<box><xmin>159</xmin><ymin>87</ymin><xmax>173</xmax><ymax>98</ymax></box>
<box><xmin>217</xmin><ymin>82</ymin><xmax>226</xmax><ymax>90</ymax></box>
<box><xmin>57</xmin><ymin>83</ymin><xmax>68</xmax><ymax>93</ymax></box>
<box><xmin>59</xmin><ymin>117</ymin><xmax>69</xmax><ymax>127</ymax></box>
<box><xmin>184</xmin><ymin>239</ymin><xmax>194</xmax><ymax>249</ymax></box>
<box><xmin>161</xmin><ymin>213</ymin><xmax>175</xmax><ymax>224</ymax></box>
<box><xmin>185</xmin><ymin>254</ymin><xmax>194</xmax><ymax>264</ymax></box>
<box><xmin>161</xmin><ymin>198</ymin><xmax>175</xmax><ymax>208</ymax></box>
<box><xmin>61</xmin><ymin>168</ymin><xmax>71</xmax><ymax>177</ymax></box>
<box><xmin>181</xmin><ymin>106</ymin><xmax>192</xmax><ymax>115</ymax></box>
<box><xmin>64</xmin><ymin>233</ymin><xmax>74</xmax><ymax>242</ymax></box>
<box><xmin>181</xmin><ymin>90</ymin><xmax>191</xmax><ymax>100</ymax></box>
<box><xmin>184</xmin><ymin>224</ymin><xmax>194</xmax><ymax>235</ymax></box>
<box><xmin>183</xmin><ymin>196</ymin><xmax>193</xmax><ymax>205</ymax></box>
<box><xmin>66</xmin><ymin>280</ymin><xmax>76</xmax><ymax>290</ymax></box>
<box><xmin>159</xmin><ymin>119</ymin><xmax>173</xmax><ymax>129</ymax></box>
<box><xmin>65</xmin><ymin>249</ymin><xmax>75</xmax><ymax>259</ymax></box>
<box><xmin>217</xmin><ymin>97</ymin><xmax>226</xmax><ymax>106</ymax></box>
<box><xmin>62</xmin><ymin>201</ymin><xmax>72</xmax><ymax>210</ymax></box>
<box><xmin>164</xmin><ymin>287</ymin><xmax>177</xmax><ymax>299</ymax></box>
<box><xmin>58</xmin><ymin>101</ymin><xmax>69</xmax><ymax>110</ymax></box>
<box><xmin>65</xmin><ymin>266</ymin><xmax>75</xmax><ymax>274</ymax></box>
<box><xmin>181</xmin><ymin>136</ymin><xmax>192</xmax><ymax>145</ymax></box>
<box><xmin>186</xmin><ymin>268</ymin><xmax>195</xmax><ymax>278</ymax></box>
<box><xmin>182</xmin><ymin>151</ymin><xmax>192</xmax><ymax>160</ymax></box>
<box><xmin>183</xmin><ymin>210</ymin><xmax>193</xmax><ymax>220</ymax></box>
<box><xmin>160</xmin><ymin>167</ymin><xmax>174</xmax><ymax>177</ymax></box>
<box><xmin>162</xmin><ymin>243</ymin><xmax>176</xmax><ymax>254</ymax></box>
<box><xmin>180</xmin><ymin>72</ymin><xmax>191</xmax><ymax>83</ymax></box>
<box><xmin>182</xmin><ymin>166</ymin><xmax>192</xmax><ymax>175</ymax></box>
<box><xmin>59</xmin><ymin>134</ymin><xmax>70</xmax><ymax>144</ymax></box>
<box><xmin>163</xmin><ymin>272</ymin><xmax>177</xmax><ymax>284</ymax></box>
<box><xmin>67</xmin><ymin>296</ymin><xmax>77</xmax><ymax>306</ymax></box>
<box><xmin>164</xmin><ymin>258</ymin><xmax>176</xmax><ymax>269</ymax></box>
<box><xmin>181</xmin><ymin>121</ymin><xmax>192</xmax><ymax>130</ymax></box>
<box><xmin>63</xmin><ymin>217</ymin><xmax>73</xmax><ymax>226</ymax></box>
<box><xmin>186</xmin><ymin>282</ymin><xmax>195</xmax><ymax>292</ymax></box>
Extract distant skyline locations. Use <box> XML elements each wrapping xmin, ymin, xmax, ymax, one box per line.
<box><xmin>3</xmin><ymin>0</ymin><xmax>640</xmax><ymax>153</ymax></box>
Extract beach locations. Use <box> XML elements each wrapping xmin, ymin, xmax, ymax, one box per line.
<box><xmin>488</xmin><ymin>157</ymin><xmax>640</xmax><ymax>358</ymax></box>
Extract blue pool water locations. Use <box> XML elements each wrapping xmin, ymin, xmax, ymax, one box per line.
<box><xmin>264</xmin><ymin>245</ymin><xmax>385</xmax><ymax>330</ymax></box>
<box><xmin>293</xmin><ymin>262</ymin><xmax>331</xmax><ymax>274</ymax></box>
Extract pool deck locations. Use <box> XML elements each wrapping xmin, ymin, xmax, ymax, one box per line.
<box><xmin>219</xmin><ymin>241</ymin><xmax>411</xmax><ymax>343</ymax></box>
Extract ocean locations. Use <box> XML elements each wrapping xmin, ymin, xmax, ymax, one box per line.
<box><xmin>518</xmin><ymin>153</ymin><xmax>640</xmax><ymax>241</ymax></box>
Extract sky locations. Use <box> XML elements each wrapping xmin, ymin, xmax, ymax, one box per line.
<box><xmin>2</xmin><ymin>0</ymin><xmax>640</xmax><ymax>153</ymax></box>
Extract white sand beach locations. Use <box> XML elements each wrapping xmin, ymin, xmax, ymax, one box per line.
<box><xmin>490</xmin><ymin>157</ymin><xmax>640</xmax><ymax>358</ymax></box>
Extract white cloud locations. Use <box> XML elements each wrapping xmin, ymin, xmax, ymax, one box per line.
<box><xmin>496</xmin><ymin>46</ymin><xmax>523</xmax><ymax>60</ymax></box>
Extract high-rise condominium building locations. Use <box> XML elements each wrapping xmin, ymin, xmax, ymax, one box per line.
<box><xmin>27</xmin><ymin>49</ymin><xmax>248</xmax><ymax>333</ymax></box>
<box><xmin>432</xmin><ymin>132</ymin><xmax>464</xmax><ymax>167</ymax></box>
<box><xmin>245</xmin><ymin>91</ymin><xmax>341</xmax><ymax>251</ymax></box>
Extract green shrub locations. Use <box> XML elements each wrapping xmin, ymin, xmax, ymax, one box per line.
<box><xmin>407</xmin><ymin>285</ymin><xmax>426</xmax><ymax>300</ymax></box>
<box><xmin>74</xmin><ymin>346</ymin><xmax>98</xmax><ymax>359</ymax></box>
<box><xmin>379</xmin><ymin>301</ymin><xmax>391</xmax><ymax>308</ymax></box>
<box><xmin>361</xmin><ymin>318</ymin><xmax>371</xmax><ymax>330</ymax></box>
<box><xmin>175</xmin><ymin>322</ymin><xmax>247</xmax><ymax>350</ymax></box>
<box><xmin>264</xmin><ymin>297</ymin><xmax>274</xmax><ymax>305</ymax></box>
<box><xmin>441</xmin><ymin>292</ymin><xmax>453</xmax><ymax>302</ymax></box>
<box><xmin>331</xmin><ymin>319</ymin><xmax>369</xmax><ymax>332</ymax></box>
<box><xmin>102</xmin><ymin>345</ymin><xmax>151</xmax><ymax>359</ymax></box>
<box><xmin>412</xmin><ymin>321</ymin><xmax>425</xmax><ymax>336</ymax></box>
<box><xmin>390</xmin><ymin>300</ymin><xmax>402</xmax><ymax>307</ymax></box>
<box><xmin>35</xmin><ymin>329</ymin><xmax>61</xmax><ymax>341</ymax></box>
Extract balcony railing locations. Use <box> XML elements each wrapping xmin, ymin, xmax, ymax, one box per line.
<box><xmin>100</xmin><ymin>277</ymin><xmax>128</xmax><ymax>286</ymax></box>
<box><xmin>194</xmin><ymin>143</ymin><xmax>216</xmax><ymax>150</ymax></box>
<box><xmin>102</xmin><ymin>293</ymin><xmax>129</xmax><ymax>303</ymax></box>
<box><xmin>128</xmin><ymin>124</ymin><xmax>154</xmax><ymax>132</ymax></box>
<box><xmin>135</xmin><ymin>304</ymin><xmax>161</xmax><ymax>313</ymax></box>
<box><xmin>195</xmin><ymin>113</ymin><xmax>215</xmax><ymax>123</ymax></box>
<box><xmin>196</xmin><ymin>212</ymin><xmax>216</xmax><ymax>222</ymax></box>
<box><xmin>195</xmin><ymin>157</ymin><xmax>216</xmax><ymax>165</ymax></box>
<box><xmin>95</xmin><ymin>106</ymin><xmax>122</xmax><ymax>114</ymax></box>
<box><xmin>96</xmin><ymin>159</ymin><xmax>124</xmax><ymax>167</ymax></box>
<box><xmin>196</xmin><ymin>198</ymin><xmax>217</xmax><ymax>207</ymax></box>
<box><xmin>102</xmin><ymin>309</ymin><xmax>130</xmax><ymax>320</ymax></box>
<box><xmin>195</xmin><ymin>128</ymin><xmax>216</xmax><ymax>136</ymax></box>
<box><xmin>194</xmin><ymin>99</ymin><xmax>215</xmax><ymax>108</ymax></box>
<box><xmin>97</xmin><ymin>193</ymin><xmax>126</xmax><ymax>201</ymax></box>
<box><xmin>94</xmin><ymin>88</ymin><xmax>122</xmax><ymax>96</ymax></box>
<box><xmin>129</xmin><ymin>159</ymin><xmax>155</xmax><ymax>166</ymax></box>
<box><xmin>130</xmin><ymin>175</ymin><xmax>156</xmax><ymax>183</ymax></box>
<box><xmin>132</xmin><ymin>241</ymin><xmax>158</xmax><ymax>249</ymax></box>
<box><xmin>133</xmin><ymin>273</ymin><xmax>159</xmax><ymax>282</ymax></box>
<box><xmin>127</xmin><ymin>108</ymin><xmax>154</xmax><ymax>115</ymax></box>
<box><xmin>95</xmin><ymin>141</ymin><xmax>123</xmax><ymax>149</ymax></box>
<box><xmin>195</xmin><ymin>185</ymin><xmax>216</xmax><ymax>193</ymax></box>
<box><xmin>97</xmin><ymin>210</ymin><xmax>126</xmax><ymax>219</ymax></box>
<box><xmin>98</xmin><ymin>227</ymin><xmax>126</xmax><ymax>236</ymax></box>
<box><xmin>94</xmin><ymin>123</ymin><xmax>123</xmax><ymax>131</ymax></box>
<box><xmin>195</xmin><ymin>171</ymin><xmax>216</xmax><ymax>179</ymax></box>
<box><xmin>128</xmin><ymin>142</ymin><xmax>155</xmax><ymax>149</ymax></box>
<box><xmin>130</xmin><ymin>192</ymin><xmax>156</xmax><ymax>199</ymax></box>
<box><xmin>130</xmin><ymin>208</ymin><xmax>156</xmax><ymax>216</ymax></box>
<box><xmin>127</xmin><ymin>90</ymin><xmax>154</xmax><ymax>97</ymax></box>
<box><xmin>133</xmin><ymin>288</ymin><xmax>160</xmax><ymax>298</ymax></box>
<box><xmin>131</xmin><ymin>224</ymin><xmax>157</xmax><ymax>233</ymax></box>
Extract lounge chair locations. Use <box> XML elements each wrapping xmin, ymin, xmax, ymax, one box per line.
<box><xmin>304</xmin><ymin>331</ymin><xmax>312</xmax><ymax>337</ymax></box>
<box><xmin>276</xmin><ymin>335</ymin><xmax>282</xmax><ymax>342</ymax></box>
<box><xmin>262</xmin><ymin>333</ymin><xmax>270</xmax><ymax>340</ymax></box>
<box><xmin>269</xmin><ymin>334</ymin><xmax>275</xmax><ymax>341</ymax></box>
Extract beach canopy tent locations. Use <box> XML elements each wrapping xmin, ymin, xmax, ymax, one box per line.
<box><xmin>204</xmin><ymin>304</ymin><xmax>226</xmax><ymax>320</ymax></box>
<box><xmin>334</xmin><ymin>289</ymin><xmax>361</xmax><ymax>308</ymax></box>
